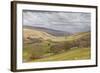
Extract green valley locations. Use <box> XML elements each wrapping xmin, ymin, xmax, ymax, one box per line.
<box><xmin>23</xmin><ymin>27</ymin><xmax>91</xmax><ymax>62</ymax></box>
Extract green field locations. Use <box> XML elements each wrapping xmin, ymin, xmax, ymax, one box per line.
<box><xmin>23</xmin><ymin>28</ymin><xmax>91</xmax><ymax>62</ymax></box>
<box><xmin>32</xmin><ymin>48</ymin><xmax>90</xmax><ymax>62</ymax></box>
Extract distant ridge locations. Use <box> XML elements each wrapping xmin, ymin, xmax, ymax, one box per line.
<box><xmin>23</xmin><ymin>25</ymin><xmax>71</xmax><ymax>36</ymax></box>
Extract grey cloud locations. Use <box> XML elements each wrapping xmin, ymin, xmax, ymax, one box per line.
<box><xmin>23</xmin><ymin>10</ymin><xmax>91</xmax><ymax>33</ymax></box>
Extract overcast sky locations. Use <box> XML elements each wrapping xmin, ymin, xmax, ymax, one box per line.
<box><xmin>23</xmin><ymin>10</ymin><xmax>91</xmax><ymax>33</ymax></box>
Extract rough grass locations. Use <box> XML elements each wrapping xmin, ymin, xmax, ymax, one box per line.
<box><xmin>31</xmin><ymin>48</ymin><xmax>90</xmax><ymax>62</ymax></box>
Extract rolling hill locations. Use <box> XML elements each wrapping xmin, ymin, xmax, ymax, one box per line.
<box><xmin>24</xmin><ymin>25</ymin><xmax>71</xmax><ymax>36</ymax></box>
<box><xmin>23</xmin><ymin>26</ymin><xmax>91</xmax><ymax>62</ymax></box>
<box><xmin>23</xmin><ymin>27</ymin><xmax>70</xmax><ymax>42</ymax></box>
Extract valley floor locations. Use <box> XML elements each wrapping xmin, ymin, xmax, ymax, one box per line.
<box><xmin>30</xmin><ymin>48</ymin><xmax>90</xmax><ymax>62</ymax></box>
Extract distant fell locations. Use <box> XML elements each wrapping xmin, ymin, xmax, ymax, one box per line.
<box><xmin>23</xmin><ymin>25</ymin><xmax>71</xmax><ymax>36</ymax></box>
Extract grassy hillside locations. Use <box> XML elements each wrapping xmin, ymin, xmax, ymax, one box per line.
<box><xmin>32</xmin><ymin>48</ymin><xmax>90</xmax><ymax>62</ymax></box>
<box><xmin>23</xmin><ymin>27</ymin><xmax>91</xmax><ymax>62</ymax></box>
<box><xmin>23</xmin><ymin>28</ymin><xmax>69</xmax><ymax>42</ymax></box>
